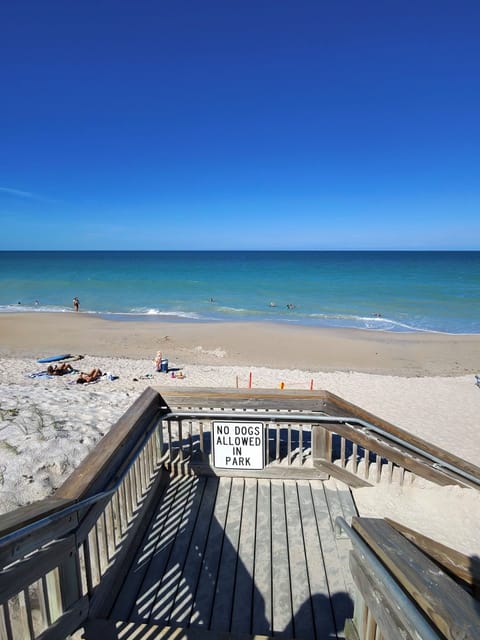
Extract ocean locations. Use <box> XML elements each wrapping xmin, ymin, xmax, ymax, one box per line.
<box><xmin>0</xmin><ymin>251</ymin><xmax>479</xmax><ymax>334</ymax></box>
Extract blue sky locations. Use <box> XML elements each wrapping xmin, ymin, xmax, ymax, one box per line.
<box><xmin>1</xmin><ymin>0</ymin><xmax>479</xmax><ymax>250</ymax></box>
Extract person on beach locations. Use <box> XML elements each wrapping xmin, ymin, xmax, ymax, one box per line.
<box><xmin>154</xmin><ymin>351</ymin><xmax>162</xmax><ymax>371</ymax></box>
<box><xmin>76</xmin><ymin>368</ymin><xmax>102</xmax><ymax>384</ymax></box>
<box><xmin>47</xmin><ymin>363</ymin><xmax>74</xmax><ymax>376</ymax></box>
<box><xmin>73</xmin><ymin>296</ymin><xmax>79</xmax><ymax>312</ymax></box>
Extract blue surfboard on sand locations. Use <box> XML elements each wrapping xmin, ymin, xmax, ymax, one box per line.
<box><xmin>37</xmin><ymin>354</ymin><xmax>71</xmax><ymax>363</ymax></box>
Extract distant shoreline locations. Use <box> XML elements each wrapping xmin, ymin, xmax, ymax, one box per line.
<box><xmin>0</xmin><ymin>307</ymin><xmax>469</xmax><ymax>332</ymax></box>
<box><xmin>1</xmin><ymin>312</ymin><xmax>479</xmax><ymax>376</ymax></box>
<box><xmin>1</xmin><ymin>307</ymin><xmax>479</xmax><ymax>336</ymax></box>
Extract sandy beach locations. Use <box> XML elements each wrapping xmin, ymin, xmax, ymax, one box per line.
<box><xmin>0</xmin><ymin>313</ymin><xmax>479</xmax><ymax>555</ymax></box>
<box><xmin>2</xmin><ymin>312</ymin><xmax>480</xmax><ymax>375</ymax></box>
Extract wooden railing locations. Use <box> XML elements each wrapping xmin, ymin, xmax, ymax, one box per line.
<box><xmin>0</xmin><ymin>387</ymin><xmax>479</xmax><ymax>640</ymax></box>
<box><xmin>338</xmin><ymin>516</ymin><xmax>480</xmax><ymax>640</ymax></box>
<box><xmin>0</xmin><ymin>388</ymin><xmax>165</xmax><ymax>640</ymax></box>
<box><xmin>158</xmin><ymin>388</ymin><xmax>480</xmax><ymax>489</ymax></box>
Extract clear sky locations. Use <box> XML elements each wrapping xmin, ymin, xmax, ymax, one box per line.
<box><xmin>1</xmin><ymin>1</ymin><xmax>479</xmax><ymax>250</ymax></box>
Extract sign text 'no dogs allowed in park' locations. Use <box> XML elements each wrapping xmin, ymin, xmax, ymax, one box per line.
<box><xmin>212</xmin><ymin>421</ymin><xmax>265</xmax><ymax>470</ymax></box>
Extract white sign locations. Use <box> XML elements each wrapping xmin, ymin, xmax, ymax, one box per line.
<box><xmin>212</xmin><ymin>421</ymin><xmax>265</xmax><ymax>470</ymax></box>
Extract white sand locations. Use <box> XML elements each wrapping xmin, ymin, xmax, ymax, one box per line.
<box><xmin>0</xmin><ymin>349</ymin><xmax>479</xmax><ymax>556</ymax></box>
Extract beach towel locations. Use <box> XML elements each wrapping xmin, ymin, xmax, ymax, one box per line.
<box><xmin>68</xmin><ymin>378</ymin><xmax>100</xmax><ymax>386</ymax></box>
<box><xmin>27</xmin><ymin>369</ymin><xmax>79</xmax><ymax>379</ymax></box>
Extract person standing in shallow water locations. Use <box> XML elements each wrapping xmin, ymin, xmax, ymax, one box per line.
<box><xmin>73</xmin><ymin>297</ymin><xmax>79</xmax><ymax>312</ymax></box>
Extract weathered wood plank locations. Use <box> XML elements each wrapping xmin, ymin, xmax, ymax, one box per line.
<box><xmin>149</xmin><ymin>476</ymin><xmax>207</xmax><ymax>625</ymax></box>
<box><xmin>157</xmin><ymin>388</ymin><xmax>332</xmax><ymax>411</ymax></box>
<box><xmin>296</xmin><ymin>480</ymin><xmax>337</xmax><ymax>639</ymax></box>
<box><xmin>108</xmin><ymin>472</ymin><xmax>179</xmax><ymax>620</ymax></box>
<box><xmin>313</xmin><ymin>460</ymin><xmax>371</xmax><ymax>488</ymax></box>
<box><xmin>210</xmin><ymin>479</ymin><xmax>244</xmax><ymax>631</ymax></box>
<box><xmin>349</xmin><ymin>552</ymin><xmax>420</xmax><ymax>640</ymax></box>
<box><xmin>187</xmin><ymin>463</ymin><xmax>328</xmax><ymax>480</ymax></box>
<box><xmin>0</xmin><ymin>497</ymin><xmax>74</xmax><ymax>541</ymax></box>
<box><xmin>270</xmin><ymin>480</ymin><xmax>292</xmax><ymax>637</ymax></box>
<box><xmin>335</xmin><ymin>481</ymin><xmax>358</xmax><ymax>525</ymax></box>
<box><xmin>323</xmin><ymin>478</ymin><xmax>358</xmax><ymax>546</ymax></box>
<box><xmin>169</xmin><ymin>477</ymin><xmax>219</xmax><ymax>627</ymax></box>
<box><xmin>352</xmin><ymin>517</ymin><xmax>480</xmax><ymax>639</ymax></box>
<box><xmin>114</xmin><ymin>474</ymin><xmax>186</xmax><ymax>621</ymax></box>
<box><xmin>0</xmin><ymin>506</ymin><xmax>78</xmax><ymax>568</ymax></box>
<box><xmin>231</xmin><ymin>478</ymin><xmax>258</xmax><ymax>634</ymax></box>
<box><xmin>310</xmin><ymin>482</ymin><xmax>354</xmax><ymax>637</ymax></box>
<box><xmin>134</xmin><ymin>475</ymin><xmax>197</xmax><ymax>622</ymax></box>
<box><xmin>189</xmin><ymin>477</ymin><xmax>232</xmax><ymax>629</ymax></box>
<box><xmin>83</xmin><ymin>618</ymin><xmax>278</xmax><ymax>640</ymax></box>
<box><xmin>324</xmin><ymin>478</ymin><xmax>351</xmax><ymax>539</ymax></box>
<box><xmin>253</xmin><ymin>479</ymin><xmax>272</xmax><ymax>636</ymax></box>
<box><xmin>283</xmin><ymin>480</ymin><xmax>313</xmax><ymax>639</ymax></box>
<box><xmin>36</xmin><ymin>595</ymin><xmax>89</xmax><ymax>640</ymax></box>
<box><xmin>0</xmin><ymin>536</ymin><xmax>75</xmax><ymax>603</ymax></box>
<box><xmin>385</xmin><ymin>517</ymin><xmax>480</xmax><ymax>596</ymax></box>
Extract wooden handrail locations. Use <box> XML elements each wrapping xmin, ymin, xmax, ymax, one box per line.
<box><xmin>338</xmin><ymin>516</ymin><xmax>480</xmax><ymax>639</ymax></box>
<box><xmin>56</xmin><ymin>386</ymin><xmax>163</xmax><ymax>501</ymax></box>
<box><xmin>349</xmin><ymin>517</ymin><xmax>480</xmax><ymax>639</ymax></box>
<box><xmin>385</xmin><ymin>517</ymin><xmax>480</xmax><ymax>598</ymax></box>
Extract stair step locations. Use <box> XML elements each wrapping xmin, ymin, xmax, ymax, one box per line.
<box><xmin>323</xmin><ymin>478</ymin><xmax>358</xmax><ymax>538</ymax></box>
<box><xmin>82</xmin><ymin>620</ymin><xmax>281</xmax><ymax>640</ymax></box>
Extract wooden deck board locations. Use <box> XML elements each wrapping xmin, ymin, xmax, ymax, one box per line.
<box><xmin>271</xmin><ymin>479</ymin><xmax>293</xmax><ymax>637</ymax></box>
<box><xmin>132</xmin><ymin>475</ymin><xmax>197</xmax><ymax>622</ymax></box>
<box><xmin>150</xmin><ymin>476</ymin><xmax>206</xmax><ymax>624</ymax></box>
<box><xmin>231</xmin><ymin>477</ymin><xmax>258</xmax><ymax>634</ymax></box>
<box><xmin>189</xmin><ymin>476</ymin><xmax>232</xmax><ymax>629</ymax></box>
<box><xmin>252</xmin><ymin>479</ymin><xmax>273</xmax><ymax>636</ymax></box>
<box><xmin>297</xmin><ymin>481</ymin><xmax>337</xmax><ymax>639</ymax></box>
<box><xmin>284</xmin><ymin>481</ymin><xmax>314</xmax><ymax>640</ymax></box>
<box><xmin>109</xmin><ymin>476</ymin><xmax>354</xmax><ymax>639</ymax></box>
<box><xmin>110</xmin><ymin>474</ymin><xmax>182</xmax><ymax>620</ymax></box>
<box><xmin>309</xmin><ymin>482</ymin><xmax>354</xmax><ymax>639</ymax></box>
<box><xmin>210</xmin><ymin>478</ymin><xmax>244</xmax><ymax>631</ymax></box>
<box><xmin>168</xmin><ymin>476</ymin><xmax>219</xmax><ymax>627</ymax></box>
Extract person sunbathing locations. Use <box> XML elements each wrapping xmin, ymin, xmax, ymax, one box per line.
<box><xmin>47</xmin><ymin>363</ymin><xmax>74</xmax><ymax>376</ymax></box>
<box><xmin>76</xmin><ymin>368</ymin><xmax>102</xmax><ymax>384</ymax></box>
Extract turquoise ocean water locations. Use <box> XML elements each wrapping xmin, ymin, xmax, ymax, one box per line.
<box><xmin>0</xmin><ymin>251</ymin><xmax>479</xmax><ymax>334</ymax></box>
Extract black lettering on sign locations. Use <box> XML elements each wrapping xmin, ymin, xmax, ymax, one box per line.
<box><xmin>234</xmin><ymin>425</ymin><xmax>261</xmax><ymax>436</ymax></box>
<box><xmin>216</xmin><ymin>425</ymin><xmax>230</xmax><ymax>435</ymax></box>
<box><xmin>229</xmin><ymin>456</ymin><xmax>252</xmax><ymax>466</ymax></box>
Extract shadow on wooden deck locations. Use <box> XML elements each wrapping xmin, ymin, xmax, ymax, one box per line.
<box><xmin>83</xmin><ymin>475</ymin><xmax>354</xmax><ymax>640</ymax></box>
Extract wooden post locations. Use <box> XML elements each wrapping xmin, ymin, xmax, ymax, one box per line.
<box><xmin>248</xmin><ymin>372</ymin><xmax>252</xmax><ymax>388</ymax></box>
<box><xmin>59</xmin><ymin>551</ymin><xmax>82</xmax><ymax>611</ymax></box>
<box><xmin>312</xmin><ymin>425</ymin><xmax>332</xmax><ymax>462</ymax></box>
